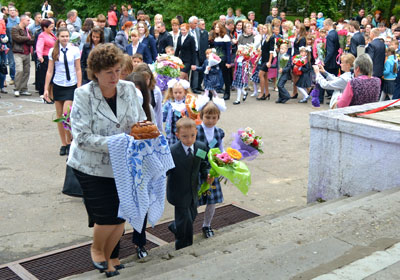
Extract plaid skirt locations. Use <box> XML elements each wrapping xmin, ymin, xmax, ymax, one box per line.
<box><xmin>383</xmin><ymin>79</ymin><xmax>395</xmax><ymax>95</ymax></box>
<box><xmin>251</xmin><ymin>65</ymin><xmax>260</xmax><ymax>83</ymax></box>
<box><xmin>198</xmin><ymin>178</ymin><xmax>224</xmax><ymax>205</ymax></box>
<box><xmin>232</xmin><ymin>64</ymin><xmax>248</xmax><ymax>88</ymax></box>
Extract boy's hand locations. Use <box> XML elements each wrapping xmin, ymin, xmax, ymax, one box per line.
<box><xmin>206</xmin><ymin>174</ymin><xmax>214</xmax><ymax>185</ymax></box>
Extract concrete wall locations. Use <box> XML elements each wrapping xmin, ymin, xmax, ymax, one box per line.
<box><xmin>307</xmin><ymin>101</ymin><xmax>400</xmax><ymax>203</ymax></box>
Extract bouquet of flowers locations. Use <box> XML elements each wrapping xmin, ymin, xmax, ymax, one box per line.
<box><xmin>235</xmin><ymin>44</ymin><xmax>260</xmax><ymax>82</ymax></box>
<box><xmin>292</xmin><ymin>54</ymin><xmax>307</xmax><ymax>76</ymax></box>
<box><xmin>236</xmin><ymin>44</ymin><xmax>255</xmax><ymax>61</ymax></box>
<box><xmin>231</xmin><ymin>127</ymin><xmax>264</xmax><ymax>161</ymax></box>
<box><xmin>337</xmin><ymin>29</ymin><xmax>348</xmax><ymax>52</ymax></box>
<box><xmin>315</xmin><ymin>40</ymin><xmax>326</xmax><ymax>65</ymax></box>
<box><xmin>204</xmin><ymin>49</ymin><xmax>221</xmax><ymax>74</ymax></box>
<box><xmin>198</xmin><ymin>147</ymin><xmax>251</xmax><ymax>197</ymax></box>
<box><xmin>185</xmin><ymin>93</ymin><xmax>202</xmax><ymax>125</ymax></box>
<box><xmin>53</xmin><ymin>106</ymin><xmax>71</xmax><ymax>131</ymax></box>
<box><xmin>154</xmin><ymin>54</ymin><xmax>184</xmax><ymax>91</ymax></box>
<box><xmin>278</xmin><ymin>53</ymin><xmax>290</xmax><ymax>81</ymax></box>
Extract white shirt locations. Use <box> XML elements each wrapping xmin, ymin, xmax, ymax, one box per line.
<box><xmin>49</xmin><ymin>43</ymin><xmax>80</xmax><ymax>87</ymax></box>
<box><xmin>181</xmin><ymin>143</ymin><xmax>194</xmax><ymax>156</ymax></box>
<box><xmin>190</xmin><ymin>28</ymin><xmax>198</xmax><ymax>51</ymax></box>
<box><xmin>131</xmin><ymin>43</ymin><xmax>139</xmax><ymax>55</ymax></box>
<box><xmin>169</xmin><ymin>31</ymin><xmax>180</xmax><ymax>50</ymax></box>
<box><xmin>201</xmin><ymin>123</ymin><xmax>214</xmax><ymax>143</ymax></box>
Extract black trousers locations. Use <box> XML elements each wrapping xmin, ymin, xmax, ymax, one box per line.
<box><xmin>220</xmin><ymin>61</ymin><xmax>231</xmax><ymax>97</ymax></box>
<box><xmin>132</xmin><ymin>214</ymin><xmax>147</xmax><ymax>247</ymax></box>
<box><xmin>277</xmin><ymin>73</ymin><xmax>291</xmax><ymax>101</ymax></box>
<box><xmin>173</xmin><ymin>202</ymin><xmax>197</xmax><ymax>250</ymax></box>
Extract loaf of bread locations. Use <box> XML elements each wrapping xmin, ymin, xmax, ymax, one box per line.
<box><xmin>130</xmin><ymin>121</ymin><xmax>160</xmax><ymax>139</ymax></box>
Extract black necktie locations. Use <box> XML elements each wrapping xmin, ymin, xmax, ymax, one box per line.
<box><xmin>187</xmin><ymin>147</ymin><xmax>193</xmax><ymax>157</ymax></box>
<box><xmin>61</xmin><ymin>48</ymin><xmax>71</xmax><ymax>81</ymax></box>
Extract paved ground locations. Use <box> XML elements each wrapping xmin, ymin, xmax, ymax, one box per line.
<box><xmin>0</xmin><ymin>62</ymin><xmax>330</xmax><ymax>265</ymax></box>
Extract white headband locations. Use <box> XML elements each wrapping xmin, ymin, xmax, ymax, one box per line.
<box><xmin>196</xmin><ymin>95</ymin><xmax>227</xmax><ymax>112</ymax></box>
<box><xmin>299</xmin><ymin>46</ymin><xmax>312</xmax><ymax>52</ymax></box>
<box><xmin>167</xmin><ymin>78</ymin><xmax>191</xmax><ymax>90</ymax></box>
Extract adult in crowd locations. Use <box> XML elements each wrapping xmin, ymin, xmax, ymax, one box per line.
<box><xmin>79</xmin><ymin>18</ymin><xmax>94</xmax><ymax>51</ymax></box>
<box><xmin>115</xmin><ymin>21</ymin><xmax>133</xmax><ymax>52</ymax></box>
<box><xmin>234</xmin><ymin>8</ymin><xmax>246</xmax><ymax>23</ymax></box>
<box><xmin>66</xmin><ymin>10</ymin><xmax>80</xmax><ymax>32</ymax></box>
<box><xmin>355</xmin><ymin>8</ymin><xmax>365</xmax><ymax>25</ymax></box>
<box><xmin>209</xmin><ymin>22</ymin><xmax>231</xmax><ymax>100</ymax></box>
<box><xmin>280</xmin><ymin>12</ymin><xmax>287</xmax><ymax>23</ymax></box>
<box><xmin>238</xmin><ymin>21</ymin><xmax>255</xmax><ymax>45</ymax></box>
<box><xmin>126</xmin><ymin>29</ymin><xmax>152</xmax><ymax>63</ymax></box>
<box><xmin>257</xmin><ymin>24</ymin><xmax>273</xmax><ymax>100</ymax></box>
<box><xmin>6</xmin><ymin>6</ymin><xmax>19</xmax><ymax>86</ymax></box>
<box><xmin>29</xmin><ymin>12</ymin><xmax>42</xmax><ymax>35</ymax></box>
<box><xmin>156</xmin><ymin>22</ymin><xmax>173</xmax><ymax>54</ymax></box>
<box><xmin>322</xmin><ymin>18</ymin><xmax>340</xmax><ymax>102</ymax></box>
<box><xmin>349</xmin><ymin>20</ymin><xmax>365</xmax><ymax>57</ymax></box>
<box><xmin>265</xmin><ymin>7</ymin><xmax>281</xmax><ymax>24</ymax></box>
<box><xmin>365</xmin><ymin>28</ymin><xmax>385</xmax><ymax>80</ymax></box>
<box><xmin>149</xmin><ymin>14</ymin><xmax>163</xmax><ymax>37</ymax></box>
<box><xmin>337</xmin><ymin>53</ymin><xmax>381</xmax><ymax>108</ymax></box>
<box><xmin>248</xmin><ymin>11</ymin><xmax>258</xmax><ymax>28</ymax></box>
<box><xmin>41</xmin><ymin>0</ymin><xmax>51</xmax><ymax>19</ymax></box>
<box><xmin>174</xmin><ymin>23</ymin><xmax>196</xmax><ymax>81</ymax></box>
<box><xmin>137</xmin><ymin>20</ymin><xmax>157</xmax><ymax>62</ymax></box>
<box><xmin>291</xmin><ymin>23</ymin><xmax>307</xmax><ymax>98</ymax></box>
<box><xmin>107</xmin><ymin>4</ymin><xmax>118</xmax><ymax>38</ymax></box>
<box><xmin>314</xmin><ymin>53</ymin><xmax>355</xmax><ymax>108</ymax></box>
<box><xmin>219</xmin><ymin>15</ymin><xmax>226</xmax><ymax>25</ymax></box>
<box><xmin>43</xmin><ymin>27</ymin><xmax>81</xmax><ymax>155</ymax></box>
<box><xmin>81</xmin><ymin>27</ymin><xmax>104</xmax><ymax>84</ymax></box>
<box><xmin>56</xmin><ymin>19</ymin><xmax>67</xmax><ymax>32</ymax></box>
<box><xmin>226</xmin><ymin>8</ymin><xmax>235</xmax><ymax>21</ymax></box>
<box><xmin>170</xmin><ymin>18</ymin><xmax>180</xmax><ymax>50</ymax></box>
<box><xmin>0</xmin><ymin>14</ymin><xmax>7</xmax><ymax>94</ymax></box>
<box><xmin>119</xmin><ymin>7</ymin><xmax>135</xmax><ymax>30</ymax></box>
<box><xmin>68</xmin><ymin>43</ymin><xmax>146</xmax><ymax>278</ymax></box>
<box><xmin>372</xmin><ymin>10</ymin><xmax>382</xmax><ymax>27</ymax></box>
<box><xmin>197</xmin><ymin>19</ymin><xmax>209</xmax><ymax>91</ymax></box>
<box><xmin>96</xmin><ymin>14</ymin><xmax>114</xmax><ymax>43</ymax></box>
<box><xmin>316</xmin><ymin>12</ymin><xmax>325</xmax><ymax>29</ymax></box>
<box><xmin>188</xmin><ymin>16</ymin><xmax>202</xmax><ymax>93</ymax></box>
<box><xmin>36</xmin><ymin>19</ymin><xmax>56</xmax><ymax>98</ymax></box>
<box><xmin>11</xmin><ymin>14</ymin><xmax>34</xmax><ymax>97</ymax></box>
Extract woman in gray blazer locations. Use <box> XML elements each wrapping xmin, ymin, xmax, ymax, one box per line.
<box><xmin>67</xmin><ymin>43</ymin><xmax>146</xmax><ymax>277</ymax></box>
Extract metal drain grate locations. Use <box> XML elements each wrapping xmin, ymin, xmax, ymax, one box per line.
<box><xmin>0</xmin><ymin>267</ymin><xmax>20</xmax><ymax>280</ymax></box>
<box><xmin>147</xmin><ymin>204</ymin><xmax>259</xmax><ymax>243</ymax></box>
<box><xmin>19</xmin><ymin>232</ymin><xmax>157</xmax><ymax>280</ymax></box>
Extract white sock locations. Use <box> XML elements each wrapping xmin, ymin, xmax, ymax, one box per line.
<box><xmin>236</xmin><ymin>88</ymin><xmax>242</xmax><ymax>101</ymax></box>
<box><xmin>298</xmin><ymin>87</ymin><xmax>308</xmax><ymax>99</ymax></box>
<box><xmin>203</xmin><ymin>89</ymin><xmax>210</xmax><ymax>97</ymax></box>
<box><xmin>203</xmin><ymin>204</ymin><xmax>216</xmax><ymax>227</ymax></box>
<box><xmin>211</xmin><ymin>90</ymin><xmax>217</xmax><ymax>98</ymax></box>
<box><xmin>253</xmin><ymin>83</ymin><xmax>258</xmax><ymax>94</ymax></box>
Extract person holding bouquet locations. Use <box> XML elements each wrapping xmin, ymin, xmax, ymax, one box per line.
<box><xmin>194</xmin><ymin>48</ymin><xmax>221</xmax><ymax>99</ymax></box>
<box><xmin>294</xmin><ymin>46</ymin><xmax>312</xmax><ymax>103</ymax></box>
<box><xmin>196</xmin><ymin>98</ymin><xmax>226</xmax><ymax>238</ymax></box>
<box><xmin>167</xmin><ymin>118</ymin><xmax>213</xmax><ymax>250</ymax></box>
<box><xmin>276</xmin><ymin>43</ymin><xmax>292</xmax><ymax>103</ymax></box>
<box><xmin>162</xmin><ymin>79</ymin><xmax>191</xmax><ymax>145</ymax></box>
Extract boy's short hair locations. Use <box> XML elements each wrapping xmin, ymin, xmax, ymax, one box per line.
<box><xmin>200</xmin><ymin>101</ymin><xmax>221</xmax><ymax>119</ymax></box>
<box><xmin>176</xmin><ymin>118</ymin><xmax>196</xmax><ymax>132</ymax></box>
<box><xmin>132</xmin><ymin>53</ymin><xmax>143</xmax><ymax>60</ymax></box>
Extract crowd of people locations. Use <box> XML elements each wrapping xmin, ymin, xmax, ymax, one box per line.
<box><xmin>2</xmin><ymin>2</ymin><xmax>399</xmax><ymax>277</ymax></box>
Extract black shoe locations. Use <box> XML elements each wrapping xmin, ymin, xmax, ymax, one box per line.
<box><xmin>275</xmin><ymin>99</ymin><xmax>282</xmax><ymax>103</ymax></box>
<box><xmin>281</xmin><ymin>98</ymin><xmax>290</xmax><ymax>104</ymax></box>
<box><xmin>242</xmin><ymin>92</ymin><xmax>248</xmax><ymax>102</ymax></box>
<box><xmin>256</xmin><ymin>94</ymin><xmax>266</xmax><ymax>100</ymax></box>
<box><xmin>59</xmin><ymin>146</ymin><xmax>67</xmax><ymax>156</ymax></box>
<box><xmin>192</xmin><ymin>89</ymin><xmax>200</xmax><ymax>94</ymax></box>
<box><xmin>291</xmin><ymin>93</ymin><xmax>298</xmax><ymax>99</ymax></box>
<box><xmin>217</xmin><ymin>89</ymin><xmax>224</xmax><ymax>94</ymax></box>
<box><xmin>233</xmin><ymin>100</ymin><xmax>240</xmax><ymax>105</ymax></box>
<box><xmin>92</xmin><ymin>260</ymin><xmax>108</xmax><ymax>272</ymax></box>
<box><xmin>168</xmin><ymin>222</ymin><xmax>177</xmax><ymax>235</ymax></box>
<box><xmin>202</xmin><ymin>226</ymin><xmax>214</xmax><ymax>238</ymax></box>
<box><xmin>298</xmin><ymin>98</ymin><xmax>308</xmax><ymax>103</ymax></box>
<box><xmin>105</xmin><ymin>270</ymin><xmax>120</xmax><ymax>278</ymax></box>
<box><xmin>136</xmin><ymin>246</ymin><xmax>148</xmax><ymax>259</ymax></box>
<box><xmin>0</xmin><ymin>89</ymin><xmax>6</xmax><ymax>94</ymax></box>
<box><xmin>66</xmin><ymin>144</ymin><xmax>71</xmax><ymax>155</ymax></box>
<box><xmin>114</xmin><ymin>264</ymin><xmax>125</xmax><ymax>270</ymax></box>
<box><xmin>265</xmin><ymin>94</ymin><xmax>271</xmax><ymax>100</ymax></box>
<box><xmin>223</xmin><ymin>94</ymin><xmax>230</xmax><ymax>100</ymax></box>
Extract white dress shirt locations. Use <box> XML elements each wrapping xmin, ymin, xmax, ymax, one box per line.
<box><xmin>49</xmin><ymin>43</ymin><xmax>80</xmax><ymax>87</ymax></box>
<box><xmin>181</xmin><ymin>143</ymin><xmax>194</xmax><ymax>155</ymax></box>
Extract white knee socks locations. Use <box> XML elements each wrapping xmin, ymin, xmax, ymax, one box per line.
<box><xmin>298</xmin><ymin>87</ymin><xmax>308</xmax><ymax>99</ymax></box>
<box><xmin>203</xmin><ymin>204</ymin><xmax>216</xmax><ymax>227</ymax></box>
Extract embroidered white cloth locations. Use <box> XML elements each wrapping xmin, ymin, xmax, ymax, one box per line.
<box><xmin>108</xmin><ymin>133</ymin><xmax>175</xmax><ymax>233</ymax></box>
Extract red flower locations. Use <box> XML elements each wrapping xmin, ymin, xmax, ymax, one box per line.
<box><xmin>253</xmin><ymin>139</ymin><xmax>258</xmax><ymax>146</ymax></box>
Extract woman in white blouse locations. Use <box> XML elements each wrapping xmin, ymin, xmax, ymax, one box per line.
<box><xmin>169</xmin><ymin>18</ymin><xmax>180</xmax><ymax>50</ymax></box>
<box><xmin>313</xmin><ymin>53</ymin><xmax>355</xmax><ymax>108</ymax></box>
<box><xmin>43</xmin><ymin>27</ymin><xmax>82</xmax><ymax>156</ymax></box>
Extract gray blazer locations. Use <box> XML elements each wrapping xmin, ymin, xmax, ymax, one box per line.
<box><xmin>67</xmin><ymin>80</ymin><xmax>146</xmax><ymax>178</ymax></box>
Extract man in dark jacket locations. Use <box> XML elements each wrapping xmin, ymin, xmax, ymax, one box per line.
<box><xmin>156</xmin><ymin>22</ymin><xmax>173</xmax><ymax>54</ymax></box>
<box><xmin>11</xmin><ymin>15</ymin><xmax>34</xmax><ymax>97</ymax></box>
<box><xmin>322</xmin><ymin>18</ymin><xmax>340</xmax><ymax>101</ymax></box>
<box><xmin>349</xmin><ymin>20</ymin><xmax>365</xmax><ymax>57</ymax></box>
<box><xmin>365</xmin><ymin>28</ymin><xmax>385</xmax><ymax>79</ymax></box>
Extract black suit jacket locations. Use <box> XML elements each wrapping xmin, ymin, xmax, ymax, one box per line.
<box><xmin>175</xmin><ymin>34</ymin><xmax>196</xmax><ymax>66</ymax></box>
<box><xmin>167</xmin><ymin>141</ymin><xmax>209</xmax><ymax>208</ymax></box>
<box><xmin>198</xmin><ymin>29</ymin><xmax>209</xmax><ymax>64</ymax></box>
<box><xmin>365</xmin><ymin>38</ymin><xmax>386</xmax><ymax>77</ymax></box>
<box><xmin>156</xmin><ymin>31</ymin><xmax>173</xmax><ymax>54</ymax></box>
<box><xmin>324</xmin><ymin>29</ymin><xmax>340</xmax><ymax>70</ymax></box>
<box><xmin>261</xmin><ymin>36</ymin><xmax>274</xmax><ymax>63</ymax></box>
<box><xmin>349</xmin><ymin>32</ymin><xmax>365</xmax><ymax>57</ymax></box>
<box><xmin>81</xmin><ymin>43</ymin><xmax>92</xmax><ymax>83</ymax></box>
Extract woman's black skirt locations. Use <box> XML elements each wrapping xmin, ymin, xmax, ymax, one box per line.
<box><xmin>53</xmin><ymin>83</ymin><xmax>76</xmax><ymax>101</ymax></box>
<box><xmin>73</xmin><ymin>168</ymin><xmax>125</xmax><ymax>226</ymax></box>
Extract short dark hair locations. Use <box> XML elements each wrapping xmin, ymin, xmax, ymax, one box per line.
<box><xmin>132</xmin><ymin>53</ymin><xmax>143</xmax><ymax>60</ymax></box>
<box><xmin>40</xmin><ymin>19</ymin><xmax>52</xmax><ymax>30</ymax></box>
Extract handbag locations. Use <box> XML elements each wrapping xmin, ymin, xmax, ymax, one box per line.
<box><xmin>0</xmin><ymin>62</ymin><xmax>7</xmax><ymax>75</ymax></box>
<box><xmin>62</xmin><ymin>164</ymin><xmax>83</xmax><ymax>197</ymax></box>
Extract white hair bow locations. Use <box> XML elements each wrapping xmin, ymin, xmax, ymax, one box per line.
<box><xmin>196</xmin><ymin>95</ymin><xmax>227</xmax><ymax>112</ymax></box>
<box><xmin>299</xmin><ymin>46</ymin><xmax>312</xmax><ymax>52</ymax></box>
<box><xmin>167</xmin><ymin>78</ymin><xmax>191</xmax><ymax>90</ymax></box>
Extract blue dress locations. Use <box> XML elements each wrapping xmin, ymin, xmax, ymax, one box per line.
<box><xmin>197</xmin><ymin>59</ymin><xmax>220</xmax><ymax>90</ymax></box>
<box><xmin>162</xmin><ymin>100</ymin><xmax>188</xmax><ymax>145</ymax></box>
<box><xmin>196</xmin><ymin>125</ymin><xmax>225</xmax><ymax>205</ymax></box>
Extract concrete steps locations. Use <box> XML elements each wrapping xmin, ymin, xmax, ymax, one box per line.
<box><xmin>67</xmin><ymin>187</ymin><xmax>400</xmax><ymax>280</ymax></box>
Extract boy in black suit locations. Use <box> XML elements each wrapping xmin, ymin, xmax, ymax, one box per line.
<box><xmin>167</xmin><ymin>118</ymin><xmax>213</xmax><ymax>250</ymax></box>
